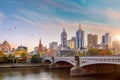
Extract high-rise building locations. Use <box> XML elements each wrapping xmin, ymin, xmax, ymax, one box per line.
<box><xmin>61</xmin><ymin>28</ymin><xmax>67</xmax><ymax>48</ymax></box>
<box><xmin>102</xmin><ymin>33</ymin><xmax>111</xmax><ymax>48</ymax></box>
<box><xmin>87</xmin><ymin>34</ymin><xmax>98</xmax><ymax>48</ymax></box>
<box><xmin>67</xmin><ymin>37</ymin><xmax>76</xmax><ymax>49</ymax></box>
<box><xmin>49</xmin><ymin>42</ymin><xmax>58</xmax><ymax>49</ymax></box>
<box><xmin>71</xmin><ymin>37</ymin><xmax>76</xmax><ymax>49</ymax></box>
<box><xmin>76</xmin><ymin>24</ymin><xmax>84</xmax><ymax>49</ymax></box>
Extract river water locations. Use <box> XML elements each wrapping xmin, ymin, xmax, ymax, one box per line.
<box><xmin>0</xmin><ymin>67</ymin><xmax>119</xmax><ymax>80</ymax></box>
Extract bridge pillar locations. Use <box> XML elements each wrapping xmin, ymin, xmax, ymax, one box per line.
<box><xmin>70</xmin><ymin>56</ymin><xmax>82</xmax><ymax>76</ymax></box>
<box><xmin>49</xmin><ymin>57</ymin><xmax>55</xmax><ymax>68</ymax></box>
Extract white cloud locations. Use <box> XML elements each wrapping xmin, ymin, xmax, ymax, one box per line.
<box><xmin>105</xmin><ymin>9</ymin><xmax>120</xmax><ymax>20</ymax></box>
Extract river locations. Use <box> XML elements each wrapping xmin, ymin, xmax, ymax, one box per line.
<box><xmin>0</xmin><ymin>67</ymin><xmax>119</xmax><ymax>80</ymax></box>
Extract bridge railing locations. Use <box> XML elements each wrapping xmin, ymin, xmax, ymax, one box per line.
<box><xmin>80</xmin><ymin>56</ymin><xmax>120</xmax><ymax>67</ymax></box>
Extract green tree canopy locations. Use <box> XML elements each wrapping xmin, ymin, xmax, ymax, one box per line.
<box><xmin>31</xmin><ymin>54</ymin><xmax>41</xmax><ymax>63</ymax></box>
<box><xmin>86</xmin><ymin>48</ymin><xmax>113</xmax><ymax>56</ymax></box>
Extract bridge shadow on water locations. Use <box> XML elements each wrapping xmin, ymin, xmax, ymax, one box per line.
<box><xmin>74</xmin><ymin>72</ymin><xmax>120</xmax><ymax>80</ymax></box>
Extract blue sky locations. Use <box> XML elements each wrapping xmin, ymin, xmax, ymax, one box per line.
<box><xmin>0</xmin><ymin>0</ymin><xmax>120</xmax><ymax>51</ymax></box>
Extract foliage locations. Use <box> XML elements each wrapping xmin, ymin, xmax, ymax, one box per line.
<box><xmin>20</xmin><ymin>52</ymin><xmax>27</xmax><ymax>58</ymax></box>
<box><xmin>2</xmin><ymin>55</ymin><xmax>8</xmax><ymax>63</ymax></box>
<box><xmin>8</xmin><ymin>54</ymin><xmax>14</xmax><ymax>58</ymax></box>
<box><xmin>86</xmin><ymin>48</ymin><xmax>113</xmax><ymax>56</ymax></box>
<box><xmin>31</xmin><ymin>54</ymin><xmax>42</xmax><ymax>63</ymax></box>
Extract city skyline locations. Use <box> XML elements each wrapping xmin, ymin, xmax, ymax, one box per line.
<box><xmin>0</xmin><ymin>0</ymin><xmax>120</xmax><ymax>51</ymax></box>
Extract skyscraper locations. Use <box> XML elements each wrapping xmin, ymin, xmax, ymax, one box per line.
<box><xmin>87</xmin><ymin>34</ymin><xmax>98</xmax><ymax>48</ymax></box>
<box><xmin>76</xmin><ymin>24</ymin><xmax>84</xmax><ymax>49</ymax></box>
<box><xmin>61</xmin><ymin>28</ymin><xmax>67</xmax><ymax>48</ymax></box>
<box><xmin>67</xmin><ymin>37</ymin><xmax>76</xmax><ymax>49</ymax></box>
<box><xmin>102</xmin><ymin>33</ymin><xmax>111</xmax><ymax>48</ymax></box>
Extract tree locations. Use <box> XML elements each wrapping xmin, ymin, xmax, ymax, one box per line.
<box><xmin>3</xmin><ymin>55</ymin><xmax>8</xmax><ymax>63</ymax></box>
<box><xmin>31</xmin><ymin>54</ymin><xmax>42</xmax><ymax>63</ymax></box>
<box><xmin>8</xmin><ymin>54</ymin><xmax>15</xmax><ymax>63</ymax></box>
<box><xmin>86</xmin><ymin>48</ymin><xmax>114</xmax><ymax>56</ymax></box>
<box><xmin>20</xmin><ymin>52</ymin><xmax>27</xmax><ymax>58</ymax></box>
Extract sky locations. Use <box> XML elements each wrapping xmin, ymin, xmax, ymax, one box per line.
<box><xmin>0</xmin><ymin>0</ymin><xmax>120</xmax><ymax>51</ymax></box>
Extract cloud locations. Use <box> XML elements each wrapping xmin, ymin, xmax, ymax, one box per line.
<box><xmin>13</xmin><ymin>8</ymin><xmax>120</xmax><ymax>42</ymax></box>
<box><xmin>105</xmin><ymin>9</ymin><xmax>120</xmax><ymax>20</ymax></box>
<box><xmin>14</xmin><ymin>9</ymin><xmax>120</xmax><ymax>32</ymax></box>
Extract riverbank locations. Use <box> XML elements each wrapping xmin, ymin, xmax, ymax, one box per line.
<box><xmin>0</xmin><ymin>63</ymin><xmax>49</xmax><ymax>68</ymax></box>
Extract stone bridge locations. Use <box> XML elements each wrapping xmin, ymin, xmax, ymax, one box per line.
<box><xmin>44</xmin><ymin>56</ymin><xmax>120</xmax><ymax>76</ymax></box>
<box><xmin>44</xmin><ymin>56</ymin><xmax>120</xmax><ymax>67</ymax></box>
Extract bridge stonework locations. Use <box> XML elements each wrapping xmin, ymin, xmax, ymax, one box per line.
<box><xmin>44</xmin><ymin>56</ymin><xmax>120</xmax><ymax>76</ymax></box>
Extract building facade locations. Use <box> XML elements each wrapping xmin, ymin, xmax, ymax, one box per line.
<box><xmin>49</xmin><ymin>42</ymin><xmax>58</xmax><ymax>49</ymax></box>
<box><xmin>102</xmin><ymin>33</ymin><xmax>111</xmax><ymax>48</ymax></box>
<box><xmin>76</xmin><ymin>24</ymin><xmax>84</xmax><ymax>49</ymax></box>
<box><xmin>87</xmin><ymin>34</ymin><xmax>98</xmax><ymax>48</ymax></box>
<box><xmin>67</xmin><ymin>37</ymin><xmax>76</xmax><ymax>49</ymax></box>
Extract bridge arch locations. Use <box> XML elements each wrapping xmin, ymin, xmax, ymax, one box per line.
<box><xmin>44</xmin><ymin>59</ymin><xmax>52</xmax><ymax>64</ymax></box>
<box><xmin>54</xmin><ymin>61</ymin><xmax>74</xmax><ymax>68</ymax></box>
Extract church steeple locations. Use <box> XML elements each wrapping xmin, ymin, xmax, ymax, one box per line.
<box><xmin>38</xmin><ymin>38</ymin><xmax>43</xmax><ymax>54</ymax></box>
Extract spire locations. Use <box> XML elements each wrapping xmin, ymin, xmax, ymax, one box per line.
<box><xmin>63</xmin><ymin>27</ymin><xmax>65</xmax><ymax>32</ymax></box>
<box><xmin>38</xmin><ymin>38</ymin><xmax>43</xmax><ymax>54</ymax></box>
<box><xmin>79</xmin><ymin>24</ymin><xmax>81</xmax><ymax>30</ymax></box>
<box><xmin>39</xmin><ymin>38</ymin><xmax>41</xmax><ymax>44</ymax></box>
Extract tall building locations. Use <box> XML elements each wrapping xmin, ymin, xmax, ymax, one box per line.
<box><xmin>102</xmin><ymin>33</ymin><xmax>111</xmax><ymax>48</ymax></box>
<box><xmin>71</xmin><ymin>37</ymin><xmax>76</xmax><ymax>49</ymax></box>
<box><xmin>76</xmin><ymin>24</ymin><xmax>84</xmax><ymax>49</ymax></box>
<box><xmin>0</xmin><ymin>40</ymin><xmax>11</xmax><ymax>52</ymax></box>
<box><xmin>87</xmin><ymin>34</ymin><xmax>98</xmax><ymax>48</ymax></box>
<box><xmin>61</xmin><ymin>28</ymin><xmax>67</xmax><ymax>48</ymax></box>
<box><xmin>49</xmin><ymin>42</ymin><xmax>58</xmax><ymax>49</ymax></box>
<box><xmin>67</xmin><ymin>37</ymin><xmax>76</xmax><ymax>49</ymax></box>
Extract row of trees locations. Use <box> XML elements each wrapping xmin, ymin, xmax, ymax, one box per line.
<box><xmin>79</xmin><ymin>48</ymin><xmax>114</xmax><ymax>56</ymax></box>
<box><xmin>0</xmin><ymin>50</ymin><xmax>43</xmax><ymax>64</ymax></box>
<box><xmin>31</xmin><ymin>54</ymin><xmax>43</xmax><ymax>63</ymax></box>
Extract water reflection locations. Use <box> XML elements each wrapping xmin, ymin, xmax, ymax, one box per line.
<box><xmin>0</xmin><ymin>67</ymin><xmax>119</xmax><ymax>80</ymax></box>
